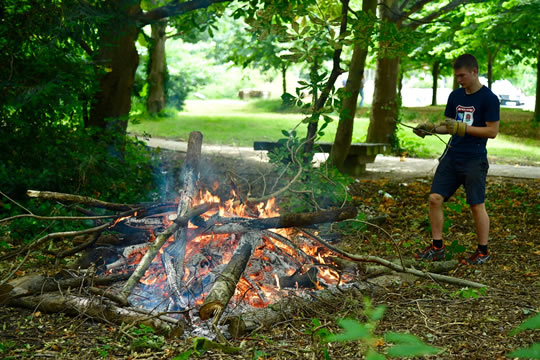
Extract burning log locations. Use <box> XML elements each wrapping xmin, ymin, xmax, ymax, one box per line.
<box><xmin>199</xmin><ymin>231</ymin><xmax>263</xmax><ymax>321</ymax></box>
<box><xmin>205</xmin><ymin>206</ymin><xmax>358</xmax><ymax>235</ymax></box>
<box><xmin>119</xmin><ymin>202</ymin><xmax>217</xmax><ymax>303</ymax></box>
<box><xmin>172</xmin><ymin>131</ymin><xmax>203</xmax><ymax>291</ymax></box>
<box><xmin>278</xmin><ymin>267</ymin><xmax>319</xmax><ymax>289</ymax></box>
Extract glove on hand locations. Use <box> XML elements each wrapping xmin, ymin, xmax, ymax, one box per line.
<box><xmin>446</xmin><ymin>119</ymin><xmax>467</xmax><ymax>136</ymax></box>
<box><xmin>413</xmin><ymin>123</ymin><xmax>437</xmax><ymax>138</ymax></box>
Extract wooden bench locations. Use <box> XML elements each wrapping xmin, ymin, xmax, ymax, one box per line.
<box><xmin>253</xmin><ymin>141</ymin><xmax>390</xmax><ymax>176</ymax></box>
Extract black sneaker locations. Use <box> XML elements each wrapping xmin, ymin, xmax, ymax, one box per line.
<box><xmin>461</xmin><ymin>249</ymin><xmax>490</xmax><ymax>265</ymax></box>
<box><xmin>414</xmin><ymin>245</ymin><xmax>445</xmax><ymax>261</ymax></box>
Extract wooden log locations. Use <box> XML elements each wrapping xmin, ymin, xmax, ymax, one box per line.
<box><xmin>0</xmin><ymin>273</ymin><xmax>131</xmax><ymax>305</ymax></box>
<box><xmin>205</xmin><ymin>206</ymin><xmax>357</xmax><ymax>235</ymax></box>
<box><xmin>8</xmin><ymin>292</ymin><xmax>184</xmax><ymax>336</ymax></box>
<box><xmin>223</xmin><ymin>284</ymin><xmax>371</xmax><ymax>337</ymax></box>
<box><xmin>172</xmin><ymin>131</ymin><xmax>203</xmax><ymax>292</ymax></box>
<box><xmin>26</xmin><ymin>190</ymin><xmax>139</xmax><ymax>211</ymax></box>
<box><xmin>119</xmin><ymin>202</ymin><xmax>216</xmax><ymax>303</ymax></box>
<box><xmin>199</xmin><ymin>231</ymin><xmax>263</xmax><ymax>321</ymax></box>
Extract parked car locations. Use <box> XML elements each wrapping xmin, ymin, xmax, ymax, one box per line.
<box><xmin>497</xmin><ymin>94</ymin><xmax>523</xmax><ymax>106</ymax></box>
<box><xmin>490</xmin><ymin>79</ymin><xmax>524</xmax><ymax>106</ymax></box>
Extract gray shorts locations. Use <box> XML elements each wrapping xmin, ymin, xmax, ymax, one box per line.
<box><xmin>430</xmin><ymin>153</ymin><xmax>489</xmax><ymax>205</ymax></box>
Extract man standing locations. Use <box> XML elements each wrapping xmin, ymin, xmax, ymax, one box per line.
<box><xmin>413</xmin><ymin>54</ymin><xmax>500</xmax><ymax>265</ymax></box>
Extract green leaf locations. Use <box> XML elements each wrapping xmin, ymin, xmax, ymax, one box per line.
<box><xmin>291</xmin><ymin>21</ymin><xmax>299</xmax><ymax>33</ymax></box>
<box><xmin>507</xmin><ymin>343</ymin><xmax>540</xmax><ymax>359</ymax></box>
<box><xmin>192</xmin><ymin>337</ymin><xmax>241</xmax><ymax>355</ymax></box>
<box><xmin>370</xmin><ymin>306</ymin><xmax>386</xmax><ymax>322</ymax></box>
<box><xmin>385</xmin><ymin>332</ymin><xmax>441</xmax><ymax>357</ymax></box>
<box><xmin>173</xmin><ymin>349</ymin><xmax>194</xmax><ymax>360</ymax></box>
<box><xmin>387</xmin><ymin>343</ymin><xmax>441</xmax><ymax>357</ymax></box>
<box><xmin>366</xmin><ymin>349</ymin><xmax>386</xmax><ymax>360</ymax></box>
<box><xmin>510</xmin><ymin>313</ymin><xmax>540</xmax><ymax>336</ymax></box>
<box><xmin>326</xmin><ymin>319</ymin><xmax>370</xmax><ymax>342</ymax></box>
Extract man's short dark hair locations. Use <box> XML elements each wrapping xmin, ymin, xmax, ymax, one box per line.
<box><xmin>453</xmin><ymin>54</ymin><xmax>479</xmax><ymax>71</ymax></box>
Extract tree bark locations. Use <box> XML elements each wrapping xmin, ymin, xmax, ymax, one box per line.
<box><xmin>366</xmin><ymin>55</ymin><xmax>400</xmax><ymax>144</ymax></box>
<box><xmin>88</xmin><ymin>0</ymin><xmax>141</xmax><ymax>140</ymax></box>
<box><xmin>147</xmin><ymin>19</ymin><xmax>168</xmax><ymax>114</ymax></box>
<box><xmin>431</xmin><ymin>60</ymin><xmax>440</xmax><ymax>106</ymax></box>
<box><xmin>330</xmin><ymin>0</ymin><xmax>377</xmax><ymax>170</ymax></box>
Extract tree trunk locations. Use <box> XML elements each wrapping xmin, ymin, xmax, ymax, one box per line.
<box><xmin>366</xmin><ymin>55</ymin><xmax>400</xmax><ymax>144</ymax></box>
<box><xmin>366</xmin><ymin>0</ymin><xmax>400</xmax><ymax>145</ymax></box>
<box><xmin>147</xmin><ymin>19</ymin><xmax>168</xmax><ymax>114</ymax></box>
<box><xmin>535</xmin><ymin>38</ymin><xmax>540</xmax><ymax>122</ymax></box>
<box><xmin>330</xmin><ymin>0</ymin><xmax>377</xmax><ymax>169</ymax></box>
<box><xmin>281</xmin><ymin>63</ymin><xmax>287</xmax><ymax>96</ymax></box>
<box><xmin>87</xmin><ymin>1</ymin><xmax>141</xmax><ymax>142</ymax></box>
<box><xmin>487</xmin><ymin>55</ymin><xmax>493</xmax><ymax>89</ymax></box>
<box><xmin>397</xmin><ymin>66</ymin><xmax>404</xmax><ymax>101</ymax></box>
<box><xmin>431</xmin><ymin>61</ymin><xmax>440</xmax><ymax>106</ymax></box>
<box><xmin>453</xmin><ymin>73</ymin><xmax>459</xmax><ymax>90</ymax></box>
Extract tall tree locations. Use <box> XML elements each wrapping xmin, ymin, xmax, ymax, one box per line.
<box><xmin>330</xmin><ymin>0</ymin><xmax>377</xmax><ymax>170</ymax></box>
<box><xmin>86</xmin><ymin>0</ymin><xmax>230</xmax><ymax>140</ymax></box>
<box><xmin>146</xmin><ymin>19</ymin><xmax>168</xmax><ymax>113</ymax></box>
<box><xmin>365</xmin><ymin>0</ymin><xmax>489</xmax><ymax>145</ymax></box>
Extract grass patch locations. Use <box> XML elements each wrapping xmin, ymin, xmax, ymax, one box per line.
<box><xmin>129</xmin><ymin>99</ymin><xmax>540</xmax><ymax>164</ymax></box>
<box><xmin>129</xmin><ymin>99</ymin><xmax>369</xmax><ymax>147</ymax></box>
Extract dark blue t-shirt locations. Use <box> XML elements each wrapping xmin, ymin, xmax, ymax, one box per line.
<box><xmin>444</xmin><ymin>86</ymin><xmax>500</xmax><ymax>155</ymax></box>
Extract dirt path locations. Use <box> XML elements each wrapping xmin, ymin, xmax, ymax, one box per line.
<box><xmin>143</xmin><ymin>137</ymin><xmax>540</xmax><ymax>180</ymax></box>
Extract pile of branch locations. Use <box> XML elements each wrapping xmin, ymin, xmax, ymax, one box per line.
<box><xmin>0</xmin><ymin>131</ymin><xmax>486</xmax><ymax>338</ymax></box>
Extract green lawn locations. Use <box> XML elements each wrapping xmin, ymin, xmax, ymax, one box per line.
<box><xmin>128</xmin><ymin>99</ymin><xmax>540</xmax><ymax>165</ymax></box>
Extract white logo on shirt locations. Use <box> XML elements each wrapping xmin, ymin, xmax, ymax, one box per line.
<box><xmin>456</xmin><ymin>105</ymin><xmax>475</xmax><ymax>126</ymax></box>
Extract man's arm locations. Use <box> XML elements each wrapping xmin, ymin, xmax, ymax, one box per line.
<box><xmin>466</xmin><ymin>120</ymin><xmax>499</xmax><ymax>139</ymax></box>
<box><xmin>443</xmin><ymin>118</ymin><xmax>499</xmax><ymax>138</ymax></box>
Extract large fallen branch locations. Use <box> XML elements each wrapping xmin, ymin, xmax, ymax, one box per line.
<box><xmin>205</xmin><ymin>206</ymin><xmax>358</xmax><ymax>235</ymax></box>
<box><xmin>0</xmin><ymin>222</ymin><xmax>113</xmax><ymax>262</ymax></box>
<box><xmin>300</xmin><ymin>229</ymin><xmax>487</xmax><ymax>289</ymax></box>
<box><xmin>199</xmin><ymin>231</ymin><xmax>263</xmax><ymax>321</ymax></box>
<box><xmin>26</xmin><ymin>190</ymin><xmax>140</xmax><ymax>211</ymax></box>
<box><xmin>0</xmin><ymin>273</ymin><xmax>131</xmax><ymax>304</ymax></box>
<box><xmin>9</xmin><ymin>292</ymin><xmax>183</xmax><ymax>336</ymax></box>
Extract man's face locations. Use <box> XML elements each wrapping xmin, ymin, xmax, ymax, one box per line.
<box><xmin>454</xmin><ymin>67</ymin><xmax>478</xmax><ymax>90</ymax></box>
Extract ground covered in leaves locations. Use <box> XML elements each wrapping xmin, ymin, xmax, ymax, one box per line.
<box><xmin>0</xmin><ymin>158</ymin><xmax>538</xmax><ymax>359</ymax></box>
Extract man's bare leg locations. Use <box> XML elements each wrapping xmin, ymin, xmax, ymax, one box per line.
<box><xmin>470</xmin><ymin>203</ymin><xmax>489</xmax><ymax>246</ymax></box>
<box><xmin>429</xmin><ymin>193</ymin><xmax>445</xmax><ymax>241</ymax></box>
